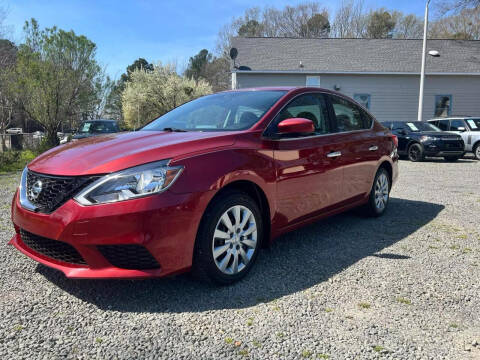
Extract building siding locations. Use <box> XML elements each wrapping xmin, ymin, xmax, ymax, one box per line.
<box><xmin>236</xmin><ymin>73</ymin><xmax>480</xmax><ymax>122</ymax></box>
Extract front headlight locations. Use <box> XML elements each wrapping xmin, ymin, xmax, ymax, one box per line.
<box><xmin>74</xmin><ymin>160</ymin><xmax>183</xmax><ymax>205</ymax></box>
<box><xmin>420</xmin><ymin>135</ymin><xmax>439</xmax><ymax>142</ymax></box>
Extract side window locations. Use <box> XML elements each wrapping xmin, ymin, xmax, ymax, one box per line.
<box><xmin>436</xmin><ymin>120</ymin><xmax>449</xmax><ymax>131</ymax></box>
<box><xmin>330</xmin><ymin>95</ymin><xmax>365</xmax><ymax>132</ymax></box>
<box><xmin>450</xmin><ymin>119</ymin><xmax>465</xmax><ymax>131</ymax></box>
<box><xmin>435</xmin><ymin>95</ymin><xmax>452</xmax><ymax>117</ymax></box>
<box><xmin>267</xmin><ymin>93</ymin><xmax>330</xmax><ymax>137</ymax></box>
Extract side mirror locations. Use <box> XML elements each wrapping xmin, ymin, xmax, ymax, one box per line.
<box><xmin>457</xmin><ymin>127</ymin><xmax>466</xmax><ymax>132</ymax></box>
<box><xmin>277</xmin><ymin>118</ymin><xmax>315</xmax><ymax>135</ymax></box>
<box><xmin>398</xmin><ymin>129</ymin><xmax>407</xmax><ymax>136</ymax></box>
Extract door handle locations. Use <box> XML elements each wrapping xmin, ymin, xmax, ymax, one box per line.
<box><xmin>327</xmin><ymin>151</ymin><xmax>342</xmax><ymax>158</ymax></box>
<box><xmin>368</xmin><ymin>145</ymin><xmax>379</xmax><ymax>151</ymax></box>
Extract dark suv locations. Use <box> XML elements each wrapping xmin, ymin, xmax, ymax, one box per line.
<box><xmin>73</xmin><ymin>119</ymin><xmax>120</xmax><ymax>140</ymax></box>
<box><xmin>381</xmin><ymin>121</ymin><xmax>464</xmax><ymax>162</ymax></box>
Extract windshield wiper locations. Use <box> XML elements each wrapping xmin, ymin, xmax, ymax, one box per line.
<box><xmin>162</xmin><ymin>127</ymin><xmax>188</xmax><ymax>132</ymax></box>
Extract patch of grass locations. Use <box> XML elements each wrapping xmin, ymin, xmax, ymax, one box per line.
<box><xmin>428</xmin><ymin>245</ymin><xmax>439</xmax><ymax>249</ymax></box>
<box><xmin>276</xmin><ymin>332</ymin><xmax>285</xmax><ymax>338</ymax></box>
<box><xmin>317</xmin><ymin>354</ymin><xmax>329</xmax><ymax>359</ymax></box>
<box><xmin>373</xmin><ymin>345</ymin><xmax>384</xmax><ymax>353</ymax></box>
<box><xmin>463</xmin><ymin>248</ymin><xmax>472</xmax><ymax>253</ymax></box>
<box><xmin>301</xmin><ymin>350</ymin><xmax>313</xmax><ymax>358</ymax></box>
<box><xmin>246</xmin><ymin>318</ymin><xmax>253</xmax><ymax>326</ymax></box>
<box><xmin>252</xmin><ymin>340</ymin><xmax>261</xmax><ymax>348</ymax></box>
<box><xmin>238</xmin><ymin>349</ymin><xmax>249</xmax><ymax>356</ymax></box>
<box><xmin>397</xmin><ymin>297</ymin><xmax>411</xmax><ymax>305</ymax></box>
<box><xmin>324</xmin><ymin>308</ymin><xmax>333</xmax><ymax>313</ymax></box>
<box><xmin>13</xmin><ymin>324</ymin><xmax>23</xmax><ymax>331</ymax></box>
<box><xmin>457</xmin><ymin>234</ymin><xmax>467</xmax><ymax>240</ymax></box>
<box><xmin>449</xmin><ymin>323</ymin><xmax>459</xmax><ymax>329</ymax></box>
<box><xmin>272</xmin><ymin>305</ymin><xmax>281</xmax><ymax>311</ymax></box>
<box><xmin>225</xmin><ymin>337</ymin><xmax>234</xmax><ymax>344</ymax></box>
<box><xmin>358</xmin><ymin>302</ymin><xmax>371</xmax><ymax>309</ymax></box>
<box><xmin>449</xmin><ymin>244</ymin><xmax>460</xmax><ymax>250</ymax></box>
<box><xmin>95</xmin><ymin>337</ymin><xmax>103</xmax><ymax>344</ymax></box>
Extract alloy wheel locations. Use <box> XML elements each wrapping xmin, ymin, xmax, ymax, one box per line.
<box><xmin>212</xmin><ymin>205</ymin><xmax>257</xmax><ymax>275</ymax></box>
<box><xmin>374</xmin><ymin>173</ymin><xmax>389</xmax><ymax>211</ymax></box>
<box><xmin>475</xmin><ymin>146</ymin><xmax>480</xmax><ymax>160</ymax></box>
<box><xmin>408</xmin><ymin>145</ymin><xmax>420</xmax><ymax>161</ymax></box>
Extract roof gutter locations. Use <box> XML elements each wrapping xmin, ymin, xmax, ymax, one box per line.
<box><xmin>232</xmin><ymin>70</ymin><xmax>480</xmax><ymax>76</ymax></box>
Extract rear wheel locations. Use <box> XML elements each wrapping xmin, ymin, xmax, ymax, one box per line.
<box><xmin>192</xmin><ymin>191</ymin><xmax>263</xmax><ymax>284</ymax></box>
<box><xmin>408</xmin><ymin>143</ymin><xmax>424</xmax><ymax>162</ymax></box>
<box><xmin>365</xmin><ymin>168</ymin><xmax>391</xmax><ymax>217</ymax></box>
<box><xmin>474</xmin><ymin>143</ymin><xmax>480</xmax><ymax>160</ymax></box>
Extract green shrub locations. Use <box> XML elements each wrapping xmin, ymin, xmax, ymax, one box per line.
<box><xmin>0</xmin><ymin>150</ymin><xmax>38</xmax><ymax>173</ymax></box>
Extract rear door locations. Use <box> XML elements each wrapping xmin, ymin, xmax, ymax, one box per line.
<box><xmin>327</xmin><ymin>94</ymin><xmax>380</xmax><ymax>201</ymax></box>
<box><xmin>449</xmin><ymin>119</ymin><xmax>471</xmax><ymax>151</ymax></box>
<box><xmin>264</xmin><ymin>92</ymin><xmax>345</xmax><ymax>227</ymax></box>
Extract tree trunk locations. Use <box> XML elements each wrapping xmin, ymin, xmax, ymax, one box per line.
<box><xmin>45</xmin><ymin>130</ymin><xmax>60</xmax><ymax>148</ymax></box>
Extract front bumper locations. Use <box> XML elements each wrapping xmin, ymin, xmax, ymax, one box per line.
<box><xmin>10</xmin><ymin>189</ymin><xmax>211</xmax><ymax>279</ymax></box>
<box><xmin>423</xmin><ymin>140</ymin><xmax>464</xmax><ymax>157</ymax></box>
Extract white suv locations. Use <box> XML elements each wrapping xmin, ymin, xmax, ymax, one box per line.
<box><xmin>428</xmin><ymin>117</ymin><xmax>480</xmax><ymax>160</ymax></box>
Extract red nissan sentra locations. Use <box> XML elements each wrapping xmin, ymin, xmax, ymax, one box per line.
<box><xmin>10</xmin><ymin>87</ymin><xmax>398</xmax><ymax>284</ymax></box>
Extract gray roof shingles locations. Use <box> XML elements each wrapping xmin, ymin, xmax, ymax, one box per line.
<box><xmin>231</xmin><ymin>37</ymin><xmax>480</xmax><ymax>73</ymax></box>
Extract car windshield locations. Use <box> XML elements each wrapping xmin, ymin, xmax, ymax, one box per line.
<box><xmin>404</xmin><ymin>122</ymin><xmax>441</xmax><ymax>132</ymax></box>
<box><xmin>465</xmin><ymin>118</ymin><xmax>480</xmax><ymax>131</ymax></box>
<box><xmin>79</xmin><ymin>121</ymin><xmax>117</xmax><ymax>133</ymax></box>
<box><xmin>142</xmin><ymin>91</ymin><xmax>287</xmax><ymax>132</ymax></box>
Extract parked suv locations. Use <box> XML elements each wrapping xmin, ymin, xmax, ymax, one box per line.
<box><xmin>427</xmin><ymin>117</ymin><xmax>480</xmax><ymax>160</ymax></box>
<box><xmin>11</xmin><ymin>87</ymin><xmax>398</xmax><ymax>284</ymax></box>
<box><xmin>72</xmin><ymin>119</ymin><xmax>120</xmax><ymax>140</ymax></box>
<box><xmin>381</xmin><ymin>121</ymin><xmax>464</xmax><ymax>162</ymax></box>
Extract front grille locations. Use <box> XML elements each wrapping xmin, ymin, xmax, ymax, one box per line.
<box><xmin>97</xmin><ymin>245</ymin><xmax>160</xmax><ymax>270</ymax></box>
<box><xmin>20</xmin><ymin>229</ymin><xmax>86</xmax><ymax>265</ymax></box>
<box><xmin>26</xmin><ymin>170</ymin><xmax>99</xmax><ymax>213</ymax></box>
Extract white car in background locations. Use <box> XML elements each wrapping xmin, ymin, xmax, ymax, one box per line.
<box><xmin>428</xmin><ymin>117</ymin><xmax>480</xmax><ymax>160</ymax></box>
<box><xmin>6</xmin><ymin>128</ymin><xmax>23</xmax><ymax>134</ymax></box>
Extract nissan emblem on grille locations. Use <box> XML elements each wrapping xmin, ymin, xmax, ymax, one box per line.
<box><xmin>29</xmin><ymin>180</ymin><xmax>43</xmax><ymax>200</ymax></box>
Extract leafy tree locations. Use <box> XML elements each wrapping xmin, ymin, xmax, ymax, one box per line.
<box><xmin>185</xmin><ymin>49</ymin><xmax>212</xmax><ymax>81</ymax></box>
<box><xmin>300</xmin><ymin>13</ymin><xmax>331</xmax><ymax>37</ymax></box>
<box><xmin>104</xmin><ymin>58</ymin><xmax>154</xmax><ymax>121</ymax></box>
<box><xmin>366</xmin><ymin>9</ymin><xmax>396</xmax><ymax>38</ymax></box>
<box><xmin>0</xmin><ymin>40</ymin><xmax>16</xmax><ymax>151</ymax></box>
<box><xmin>13</xmin><ymin>19</ymin><xmax>105</xmax><ymax>146</ymax></box>
<box><xmin>122</xmin><ymin>63</ymin><xmax>212</xmax><ymax>129</ymax></box>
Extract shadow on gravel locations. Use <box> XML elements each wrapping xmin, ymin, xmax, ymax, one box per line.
<box><xmin>37</xmin><ymin>197</ymin><xmax>444</xmax><ymax>313</ymax></box>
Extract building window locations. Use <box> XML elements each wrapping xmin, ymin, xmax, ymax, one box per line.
<box><xmin>306</xmin><ymin>76</ymin><xmax>320</xmax><ymax>87</ymax></box>
<box><xmin>353</xmin><ymin>94</ymin><xmax>371</xmax><ymax>109</ymax></box>
<box><xmin>435</xmin><ymin>95</ymin><xmax>452</xmax><ymax>117</ymax></box>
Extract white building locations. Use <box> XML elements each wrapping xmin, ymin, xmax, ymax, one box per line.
<box><xmin>231</xmin><ymin>37</ymin><xmax>480</xmax><ymax>122</ymax></box>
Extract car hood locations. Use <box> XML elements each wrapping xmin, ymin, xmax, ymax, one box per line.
<box><xmin>28</xmin><ymin>131</ymin><xmax>237</xmax><ymax>176</ymax></box>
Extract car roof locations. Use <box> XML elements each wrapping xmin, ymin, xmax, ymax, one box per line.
<box><xmin>82</xmin><ymin>119</ymin><xmax>117</xmax><ymax>123</ymax></box>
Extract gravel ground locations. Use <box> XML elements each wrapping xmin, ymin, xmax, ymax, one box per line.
<box><xmin>0</xmin><ymin>158</ymin><xmax>479</xmax><ymax>360</ymax></box>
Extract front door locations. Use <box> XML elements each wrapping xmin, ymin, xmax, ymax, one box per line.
<box><xmin>263</xmin><ymin>93</ymin><xmax>345</xmax><ymax>228</ymax></box>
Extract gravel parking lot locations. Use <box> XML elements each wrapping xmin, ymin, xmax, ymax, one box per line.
<box><xmin>1</xmin><ymin>158</ymin><xmax>479</xmax><ymax>359</ymax></box>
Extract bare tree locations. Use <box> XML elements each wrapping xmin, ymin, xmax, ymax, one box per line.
<box><xmin>331</xmin><ymin>0</ymin><xmax>367</xmax><ymax>38</ymax></box>
<box><xmin>0</xmin><ymin>40</ymin><xmax>16</xmax><ymax>151</ymax></box>
<box><xmin>436</xmin><ymin>0</ymin><xmax>480</xmax><ymax>15</ymax></box>
<box><xmin>430</xmin><ymin>6</ymin><xmax>480</xmax><ymax>39</ymax></box>
<box><xmin>392</xmin><ymin>12</ymin><xmax>424</xmax><ymax>38</ymax></box>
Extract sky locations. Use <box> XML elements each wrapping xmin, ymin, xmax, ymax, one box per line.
<box><xmin>3</xmin><ymin>0</ymin><xmax>427</xmax><ymax>79</ymax></box>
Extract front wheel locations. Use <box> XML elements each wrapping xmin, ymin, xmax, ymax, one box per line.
<box><xmin>192</xmin><ymin>191</ymin><xmax>263</xmax><ymax>285</ymax></box>
<box><xmin>408</xmin><ymin>143</ymin><xmax>424</xmax><ymax>162</ymax></box>
<box><xmin>474</xmin><ymin>143</ymin><xmax>480</xmax><ymax>160</ymax></box>
<box><xmin>365</xmin><ymin>168</ymin><xmax>391</xmax><ymax>217</ymax></box>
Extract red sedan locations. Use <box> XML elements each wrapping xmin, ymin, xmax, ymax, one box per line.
<box><xmin>10</xmin><ymin>87</ymin><xmax>398</xmax><ymax>284</ymax></box>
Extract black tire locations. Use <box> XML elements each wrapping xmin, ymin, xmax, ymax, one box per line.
<box><xmin>364</xmin><ymin>167</ymin><xmax>391</xmax><ymax>217</ymax></box>
<box><xmin>192</xmin><ymin>191</ymin><xmax>263</xmax><ymax>285</ymax></box>
<box><xmin>408</xmin><ymin>143</ymin><xmax>424</xmax><ymax>162</ymax></box>
<box><xmin>444</xmin><ymin>156</ymin><xmax>460</xmax><ymax>162</ymax></box>
<box><xmin>474</xmin><ymin>143</ymin><xmax>480</xmax><ymax>160</ymax></box>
